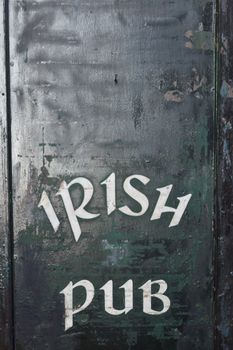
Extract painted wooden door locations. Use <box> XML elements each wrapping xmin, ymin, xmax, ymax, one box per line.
<box><xmin>0</xmin><ymin>0</ymin><xmax>231</xmax><ymax>349</ymax></box>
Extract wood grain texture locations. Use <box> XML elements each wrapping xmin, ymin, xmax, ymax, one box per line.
<box><xmin>9</xmin><ymin>1</ymin><xmax>215</xmax><ymax>349</ymax></box>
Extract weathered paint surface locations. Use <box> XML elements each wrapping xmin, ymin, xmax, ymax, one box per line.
<box><xmin>0</xmin><ymin>1</ymin><xmax>13</xmax><ymax>349</ymax></box>
<box><xmin>216</xmin><ymin>0</ymin><xmax>233</xmax><ymax>348</ymax></box>
<box><xmin>5</xmin><ymin>0</ymin><xmax>215</xmax><ymax>349</ymax></box>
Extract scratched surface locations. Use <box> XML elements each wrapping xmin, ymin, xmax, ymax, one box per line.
<box><xmin>216</xmin><ymin>0</ymin><xmax>233</xmax><ymax>348</ymax></box>
<box><xmin>9</xmin><ymin>1</ymin><xmax>214</xmax><ymax>349</ymax></box>
<box><xmin>0</xmin><ymin>1</ymin><xmax>12</xmax><ymax>349</ymax></box>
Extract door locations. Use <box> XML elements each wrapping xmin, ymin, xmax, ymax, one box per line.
<box><xmin>0</xmin><ymin>0</ymin><xmax>230</xmax><ymax>349</ymax></box>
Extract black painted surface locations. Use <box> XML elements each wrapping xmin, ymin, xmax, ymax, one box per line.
<box><xmin>216</xmin><ymin>0</ymin><xmax>233</xmax><ymax>349</ymax></box>
<box><xmin>0</xmin><ymin>0</ymin><xmax>221</xmax><ymax>349</ymax></box>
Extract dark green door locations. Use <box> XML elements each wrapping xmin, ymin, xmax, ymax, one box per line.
<box><xmin>1</xmin><ymin>0</ymin><xmax>230</xmax><ymax>349</ymax></box>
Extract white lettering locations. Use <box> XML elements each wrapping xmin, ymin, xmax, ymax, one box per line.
<box><xmin>101</xmin><ymin>173</ymin><xmax>116</xmax><ymax>215</ymax></box>
<box><xmin>119</xmin><ymin>175</ymin><xmax>150</xmax><ymax>217</ymax></box>
<box><xmin>38</xmin><ymin>191</ymin><xmax>60</xmax><ymax>232</ymax></box>
<box><xmin>60</xmin><ymin>280</ymin><xmax>95</xmax><ymax>331</ymax></box>
<box><xmin>56</xmin><ymin>178</ymin><xmax>100</xmax><ymax>242</ymax></box>
<box><xmin>139</xmin><ymin>279</ymin><xmax>171</xmax><ymax>315</ymax></box>
<box><xmin>150</xmin><ymin>185</ymin><xmax>192</xmax><ymax>227</ymax></box>
<box><xmin>100</xmin><ymin>280</ymin><xmax>133</xmax><ymax>315</ymax></box>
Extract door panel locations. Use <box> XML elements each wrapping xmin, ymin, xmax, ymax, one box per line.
<box><xmin>9</xmin><ymin>1</ymin><xmax>214</xmax><ymax>349</ymax></box>
<box><xmin>0</xmin><ymin>1</ymin><xmax>13</xmax><ymax>349</ymax></box>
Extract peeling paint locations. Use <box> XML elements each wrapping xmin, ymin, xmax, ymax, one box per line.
<box><xmin>185</xmin><ymin>30</ymin><xmax>213</xmax><ymax>51</ymax></box>
<box><xmin>216</xmin><ymin>0</ymin><xmax>233</xmax><ymax>348</ymax></box>
<box><xmin>164</xmin><ymin>90</ymin><xmax>184</xmax><ymax>103</ymax></box>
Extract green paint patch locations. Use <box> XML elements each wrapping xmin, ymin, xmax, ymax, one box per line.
<box><xmin>185</xmin><ymin>31</ymin><xmax>213</xmax><ymax>51</ymax></box>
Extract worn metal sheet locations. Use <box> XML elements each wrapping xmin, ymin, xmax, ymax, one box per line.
<box><xmin>9</xmin><ymin>1</ymin><xmax>214</xmax><ymax>349</ymax></box>
<box><xmin>0</xmin><ymin>1</ymin><xmax>13</xmax><ymax>349</ymax></box>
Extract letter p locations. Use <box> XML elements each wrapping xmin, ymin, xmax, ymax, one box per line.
<box><xmin>60</xmin><ymin>280</ymin><xmax>95</xmax><ymax>331</ymax></box>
